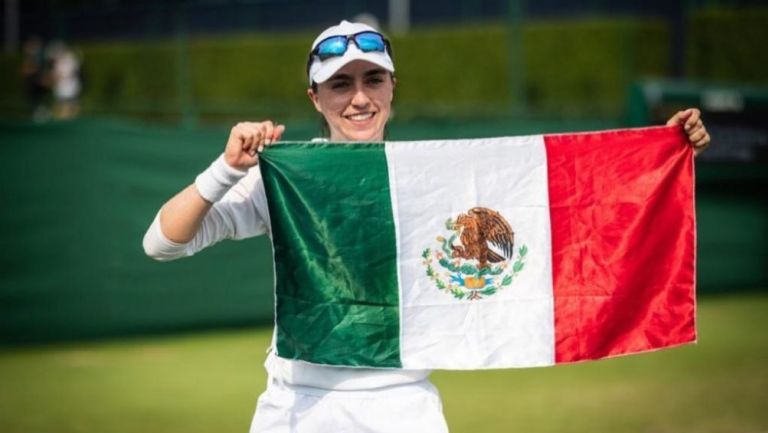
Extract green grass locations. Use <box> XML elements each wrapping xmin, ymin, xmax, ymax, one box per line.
<box><xmin>1</xmin><ymin>293</ymin><xmax>767</xmax><ymax>433</ymax></box>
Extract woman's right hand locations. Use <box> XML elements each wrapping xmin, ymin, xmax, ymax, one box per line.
<box><xmin>224</xmin><ymin>121</ymin><xmax>285</xmax><ymax>171</ymax></box>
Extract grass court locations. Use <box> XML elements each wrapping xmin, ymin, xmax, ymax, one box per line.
<box><xmin>1</xmin><ymin>293</ymin><xmax>766</xmax><ymax>433</ymax></box>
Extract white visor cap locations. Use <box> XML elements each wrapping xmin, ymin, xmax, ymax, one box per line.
<box><xmin>308</xmin><ymin>20</ymin><xmax>395</xmax><ymax>85</ymax></box>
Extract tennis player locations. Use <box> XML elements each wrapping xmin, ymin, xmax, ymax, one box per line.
<box><xmin>143</xmin><ymin>20</ymin><xmax>710</xmax><ymax>433</ymax></box>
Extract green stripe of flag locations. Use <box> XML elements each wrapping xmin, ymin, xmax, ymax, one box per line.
<box><xmin>259</xmin><ymin>142</ymin><xmax>402</xmax><ymax>367</ymax></box>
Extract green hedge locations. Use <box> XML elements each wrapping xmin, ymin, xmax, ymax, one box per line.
<box><xmin>687</xmin><ymin>7</ymin><xmax>768</xmax><ymax>84</ymax></box>
<box><xmin>522</xmin><ymin>18</ymin><xmax>668</xmax><ymax>116</ymax></box>
<box><xmin>83</xmin><ymin>40</ymin><xmax>180</xmax><ymax>112</ymax></box>
<box><xmin>3</xmin><ymin>8</ymin><xmax>766</xmax><ymax>122</ymax></box>
<box><xmin>0</xmin><ymin>18</ymin><xmax>669</xmax><ymax>121</ymax></box>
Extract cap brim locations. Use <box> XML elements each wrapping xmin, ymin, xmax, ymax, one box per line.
<box><xmin>311</xmin><ymin>49</ymin><xmax>394</xmax><ymax>84</ymax></box>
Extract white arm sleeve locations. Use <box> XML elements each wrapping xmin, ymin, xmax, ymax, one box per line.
<box><xmin>143</xmin><ymin>168</ymin><xmax>270</xmax><ymax>261</ymax></box>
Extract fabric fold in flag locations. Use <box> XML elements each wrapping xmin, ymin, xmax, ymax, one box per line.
<box><xmin>258</xmin><ymin>126</ymin><xmax>696</xmax><ymax>370</ymax></box>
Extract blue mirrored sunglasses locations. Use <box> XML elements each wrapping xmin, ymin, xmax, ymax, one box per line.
<box><xmin>310</xmin><ymin>31</ymin><xmax>392</xmax><ymax>61</ymax></box>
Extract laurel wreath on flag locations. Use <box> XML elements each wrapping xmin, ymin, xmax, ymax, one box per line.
<box><xmin>421</xmin><ymin>218</ymin><xmax>528</xmax><ymax>301</ymax></box>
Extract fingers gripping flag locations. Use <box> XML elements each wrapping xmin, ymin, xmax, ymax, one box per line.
<box><xmin>258</xmin><ymin>126</ymin><xmax>696</xmax><ymax>370</ymax></box>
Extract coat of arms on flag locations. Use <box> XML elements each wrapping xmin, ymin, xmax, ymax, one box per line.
<box><xmin>422</xmin><ymin>207</ymin><xmax>528</xmax><ymax>301</ymax></box>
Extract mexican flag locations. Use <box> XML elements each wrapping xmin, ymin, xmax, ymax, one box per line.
<box><xmin>258</xmin><ymin>126</ymin><xmax>696</xmax><ymax>370</ymax></box>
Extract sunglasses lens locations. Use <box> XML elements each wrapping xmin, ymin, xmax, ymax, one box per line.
<box><xmin>313</xmin><ymin>32</ymin><xmax>387</xmax><ymax>62</ymax></box>
<box><xmin>354</xmin><ymin>32</ymin><xmax>386</xmax><ymax>52</ymax></box>
<box><xmin>316</xmin><ymin>36</ymin><xmax>348</xmax><ymax>59</ymax></box>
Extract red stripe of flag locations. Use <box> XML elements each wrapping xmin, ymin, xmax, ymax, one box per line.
<box><xmin>545</xmin><ymin>126</ymin><xmax>697</xmax><ymax>363</ymax></box>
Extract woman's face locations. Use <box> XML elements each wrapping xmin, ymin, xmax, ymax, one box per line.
<box><xmin>308</xmin><ymin>60</ymin><xmax>395</xmax><ymax>142</ymax></box>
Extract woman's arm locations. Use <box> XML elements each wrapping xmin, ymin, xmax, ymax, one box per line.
<box><xmin>159</xmin><ymin>120</ymin><xmax>284</xmax><ymax>243</ymax></box>
<box><xmin>143</xmin><ymin>120</ymin><xmax>284</xmax><ymax>257</ymax></box>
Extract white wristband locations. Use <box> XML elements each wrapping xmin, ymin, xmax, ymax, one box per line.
<box><xmin>194</xmin><ymin>154</ymin><xmax>247</xmax><ymax>203</ymax></box>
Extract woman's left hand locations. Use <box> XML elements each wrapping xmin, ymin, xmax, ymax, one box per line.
<box><xmin>666</xmin><ymin>108</ymin><xmax>711</xmax><ymax>156</ymax></box>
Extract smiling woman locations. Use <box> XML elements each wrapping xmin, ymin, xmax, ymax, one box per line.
<box><xmin>142</xmin><ymin>20</ymin><xmax>449</xmax><ymax>433</ymax></box>
<box><xmin>305</xmin><ymin>23</ymin><xmax>396</xmax><ymax>142</ymax></box>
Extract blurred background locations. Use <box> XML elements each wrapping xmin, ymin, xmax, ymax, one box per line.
<box><xmin>0</xmin><ymin>1</ymin><xmax>766</xmax><ymax>432</ymax></box>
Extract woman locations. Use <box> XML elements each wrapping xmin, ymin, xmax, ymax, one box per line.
<box><xmin>143</xmin><ymin>20</ymin><xmax>710</xmax><ymax>433</ymax></box>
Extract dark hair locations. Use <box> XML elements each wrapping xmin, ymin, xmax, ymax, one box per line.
<box><xmin>309</xmin><ymin>82</ymin><xmax>331</xmax><ymax>138</ymax></box>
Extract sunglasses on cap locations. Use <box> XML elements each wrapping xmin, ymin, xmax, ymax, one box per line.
<box><xmin>310</xmin><ymin>31</ymin><xmax>392</xmax><ymax>61</ymax></box>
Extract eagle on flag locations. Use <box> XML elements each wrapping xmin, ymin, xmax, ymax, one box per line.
<box><xmin>451</xmin><ymin>207</ymin><xmax>515</xmax><ymax>270</ymax></box>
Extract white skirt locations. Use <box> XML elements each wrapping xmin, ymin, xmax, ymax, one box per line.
<box><xmin>249</xmin><ymin>377</ymin><xmax>449</xmax><ymax>433</ymax></box>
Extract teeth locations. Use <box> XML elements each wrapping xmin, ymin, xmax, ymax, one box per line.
<box><xmin>348</xmin><ymin>113</ymin><xmax>374</xmax><ymax>121</ymax></box>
